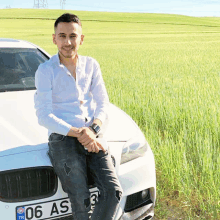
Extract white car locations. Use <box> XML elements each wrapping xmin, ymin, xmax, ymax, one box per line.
<box><xmin>0</xmin><ymin>38</ymin><xmax>156</xmax><ymax>220</ymax></box>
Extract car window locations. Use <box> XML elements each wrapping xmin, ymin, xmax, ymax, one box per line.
<box><xmin>0</xmin><ymin>48</ymin><xmax>49</xmax><ymax>92</ymax></box>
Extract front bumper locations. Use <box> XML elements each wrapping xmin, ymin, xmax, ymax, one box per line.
<box><xmin>0</xmin><ymin>142</ymin><xmax>156</xmax><ymax>220</ymax></box>
<box><xmin>121</xmin><ymin>203</ymin><xmax>154</xmax><ymax>220</ymax></box>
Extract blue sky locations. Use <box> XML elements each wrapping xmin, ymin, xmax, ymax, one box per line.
<box><xmin>1</xmin><ymin>0</ymin><xmax>220</xmax><ymax>17</ymax></box>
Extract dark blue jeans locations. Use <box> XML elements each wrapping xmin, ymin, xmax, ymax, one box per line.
<box><xmin>48</xmin><ymin>133</ymin><xmax>122</xmax><ymax>220</ymax></box>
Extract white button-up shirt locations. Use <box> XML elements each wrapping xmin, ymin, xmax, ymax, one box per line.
<box><xmin>34</xmin><ymin>53</ymin><xmax>109</xmax><ymax>136</ymax></box>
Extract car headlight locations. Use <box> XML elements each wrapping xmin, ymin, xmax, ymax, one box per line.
<box><xmin>121</xmin><ymin>135</ymin><xmax>149</xmax><ymax>164</ymax></box>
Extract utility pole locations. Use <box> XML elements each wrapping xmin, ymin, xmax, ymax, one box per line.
<box><xmin>33</xmin><ymin>0</ymin><xmax>48</xmax><ymax>9</ymax></box>
<box><xmin>60</xmin><ymin>0</ymin><xmax>66</xmax><ymax>10</ymax></box>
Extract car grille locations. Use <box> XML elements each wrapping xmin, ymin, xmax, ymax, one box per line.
<box><xmin>124</xmin><ymin>189</ymin><xmax>152</xmax><ymax>212</ymax></box>
<box><xmin>0</xmin><ymin>166</ymin><xmax>58</xmax><ymax>202</ymax></box>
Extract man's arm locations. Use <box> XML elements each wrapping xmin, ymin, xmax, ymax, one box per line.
<box><xmin>34</xmin><ymin>64</ymin><xmax>73</xmax><ymax>136</ymax></box>
<box><xmin>90</xmin><ymin>60</ymin><xmax>110</xmax><ymax>125</ymax></box>
<box><xmin>76</xmin><ymin>60</ymin><xmax>110</xmax><ymax>153</ymax></box>
<box><xmin>67</xmin><ymin>126</ymin><xmax>81</xmax><ymax>138</ymax></box>
<box><xmin>76</xmin><ymin>63</ymin><xmax>109</xmax><ymax>153</ymax></box>
<box><xmin>92</xmin><ymin>118</ymin><xmax>102</xmax><ymax>127</ymax></box>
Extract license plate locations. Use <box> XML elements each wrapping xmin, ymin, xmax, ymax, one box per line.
<box><xmin>16</xmin><ymin>188</ymin><xmax>99</xmax><ymax>220</ymax></box>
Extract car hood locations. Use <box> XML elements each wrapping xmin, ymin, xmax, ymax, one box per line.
<box><xmin>0</xmin><ymin>90</ymin><xmax>141</xmax><ymax>155</ymax></box>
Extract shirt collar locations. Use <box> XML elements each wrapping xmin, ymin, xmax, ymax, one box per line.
<box><xmin>54</xmin><ymin>53</ymin><xmax>81</xmax><ymax>68</ymax></box>
<box><xmin>53</xmin><ymin>53</ymin><xmax>61</xmax><ymax>66</ymax></box>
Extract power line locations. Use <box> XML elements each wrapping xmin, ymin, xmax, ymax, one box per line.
<box><xmin>33</xmin><ymin>0</ymin><xmax>48</xmax><ymax>9</ymax></box>
<box><xmin>60</xmin><ymin>0</ymin><xmax>66</xmax><ymax>10</ymax></box>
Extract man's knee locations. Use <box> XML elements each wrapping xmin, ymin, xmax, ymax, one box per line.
<box><xmin>70</xmin><ymin>195</ymin><xmax>91</xmax><ymax>213</ymax></box>
<box><xmin>103</xmin><ymin>188</ymin><xmax>123</xmax><ymax>203</ymax></box>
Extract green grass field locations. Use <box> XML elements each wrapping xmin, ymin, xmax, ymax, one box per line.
<box><xmin>1</xmin><ymin>9</ymin><xmax>220</xmax><ymax>219</ymax></box>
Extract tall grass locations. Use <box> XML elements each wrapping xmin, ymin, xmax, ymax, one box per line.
<box><xmin>1</xmin><ymin>9</ymin><xmax>220</xmax><ymax>219</ymax></box>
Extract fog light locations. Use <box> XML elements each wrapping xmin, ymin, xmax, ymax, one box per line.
<box><xmin>142</xmin><ymin>189</ymin><xmax>149</xmax><ymax>199</ymax></box>
<box><xmin>125</xmin><ymin>189</ymin><xmax>152</xmax><ymax>212</ymax></box>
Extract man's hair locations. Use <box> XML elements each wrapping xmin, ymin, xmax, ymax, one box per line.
<box><xmin>54</xmin><ymin>13</ymin><xmax>82</xmax><ymax>29</ymax></box>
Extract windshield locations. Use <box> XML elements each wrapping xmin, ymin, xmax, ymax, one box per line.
<box><xmin>0</xmin><ymin>48</ymin><xmax>49</xmax><ymax>92</ymax></box>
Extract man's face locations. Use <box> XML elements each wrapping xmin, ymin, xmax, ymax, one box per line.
<box><xmin>53</xmin><ymin>22</ymin><xmax>84</xmax><ymax>59</ymax></box>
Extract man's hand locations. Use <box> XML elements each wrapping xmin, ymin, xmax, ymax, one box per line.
<box><xmin>67</xmin><ymin>127</ymin><xmax>81</xmax><ymax>138</ymax></box>
<box><xmin>78</xmin><ymin>127</ymin><xmax>106</xmax><ymax>153</ymax></box>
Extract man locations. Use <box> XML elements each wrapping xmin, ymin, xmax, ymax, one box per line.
<box><xmin>34</xmin><ymin>13</ymin><xmax>122</xmax><ymax>220</ymax></box>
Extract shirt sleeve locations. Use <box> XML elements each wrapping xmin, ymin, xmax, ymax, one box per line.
<box><xmin>34</xmin><ymin>64</ymin><xmax>72</xmax><ymax>135</ymax></box>
<box><xmin>90</xmin><ymin>60</ymin><xmax>110</xmax><ymax>124</ymax></box>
